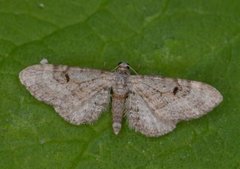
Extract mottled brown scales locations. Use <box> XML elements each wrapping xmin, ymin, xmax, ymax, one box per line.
<box><xmin>19</xmin><ymin>59</ymin><xmax>223</xmax><ymax>137</ymax></box>
<box><xmin>65</xmin><ymin>73</ymin><xmax>70</xmax><ymax>82</ymax></box>
<box><xmin>111</xmin><ymin>65</ymin><xmax>130</xmax><ymax>134</ymax></box>
<box><xmin>173</xmin><ymin>87</ymin><xmax>179</xmax><ymax>95</ymax></box>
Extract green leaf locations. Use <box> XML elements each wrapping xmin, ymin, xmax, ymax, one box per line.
<box><xmin>0</xmin><ymin>0</ymin><xmax>239</xmax><ymax>168</ymax></box>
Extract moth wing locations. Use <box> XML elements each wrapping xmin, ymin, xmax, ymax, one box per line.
<box><xmin>126</xmin><ymin>75</ymin><xmax>222</xmax><ymax>137</ymax></box>
<box><xmin>19</xmin><ymin>63</ymin><xmax>113</xmax><ymax>125</ymax></box>
<box><xmin>126</xmin><ymin>91</ymin><xmax>177</xmax><ymax>137</ymax></box>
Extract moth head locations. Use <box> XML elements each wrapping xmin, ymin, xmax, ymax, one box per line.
<box><xmin>116</xmin><ymin>62</ymin><xmax>138</xmax><ymax>75</ymax></box>
<box><xmin>118</xmin><ymin>61</ymin><xmax>130</xmax><ymax>69</ymax></box>
<box><xmin>116</xmin><ymin>62</ymin><xmax>130</xmax><ymax>74</ymax></box>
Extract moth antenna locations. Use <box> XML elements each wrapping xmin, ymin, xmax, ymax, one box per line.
<box><xmin>129</xmin><ymin>65</ymin><xmax>138</xmax><ymax>75</ymax></box>
<box><xmin>111</xmin><ymin>65</ymin><xmax>119</xmax><ymax>72</ymax></box>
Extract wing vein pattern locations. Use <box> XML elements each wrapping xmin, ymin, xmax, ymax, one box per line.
<box><xmin>19</xmin><ymin>62</ymin><xmax>223</xmax><ymax>137</ymax></box>
<box><xmin>20</xmin><ymin>64</ymin><xmax>114</xmax><ymax>125</ymax></box>
<box><xmin>126</xmin><ymin>75</ymin><xmax>222</xmax><ymax>136</ymax></box>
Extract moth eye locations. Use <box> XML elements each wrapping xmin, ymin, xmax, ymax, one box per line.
<box><xmin>118</xmin><ymin>61</ymin><xmax>123</xmax><ymax>65</ymax></box>
<box><xmin>127</xmin><ymin>66</ymin><xmax>130</xmax><ymax>69</ymax></box>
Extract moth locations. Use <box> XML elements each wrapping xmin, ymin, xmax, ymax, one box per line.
<box><xmin>19</xmin><ymin>59</ymin><xmax>223</xmax><ymax>137</ymax></box>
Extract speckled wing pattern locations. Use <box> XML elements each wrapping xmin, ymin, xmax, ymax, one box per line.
<box><xmin>19</xmin><ymin>63</ymin><xmax>113</xmax><ymax>125</ymax></box>
<box><xmin>126</xmin><ymin>75</ymin><xmax>223</xmax><ymax>136</ymax></box>
<box><xmin>19</xmin><ymin>61</ymin><xmax>223</xmax><ymax>137</ymax></box>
